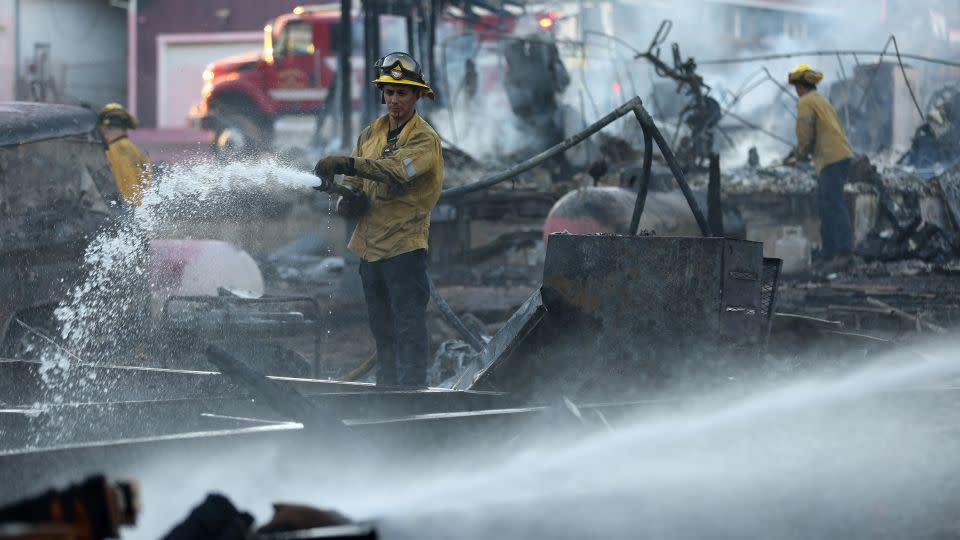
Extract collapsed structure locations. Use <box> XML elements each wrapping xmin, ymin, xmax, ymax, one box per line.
<box><xmin>3</xmin><ymin>8</ymin><xmax>960</xmax><ymax>538</ymax></box>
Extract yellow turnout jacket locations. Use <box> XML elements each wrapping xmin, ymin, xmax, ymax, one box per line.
<box><xmin>795</xmin><ymin>90</ymin><xmax>853</xmax><ymax>173</ymax></box>
<box><xmin>343</xmin><ymin>113</ymin><xmax>444</xmax><ymax>262</ymax></box>
<box><xmin>105</xmin><ymin>135</ymin><xmax>153</xmax><ymax>206</ymax></box>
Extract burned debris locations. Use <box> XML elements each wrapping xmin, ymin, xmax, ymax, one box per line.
<box><xmin>902</xmin><ymin>84</ymin><xmax>960</xmax><ymax>169</ymax></box>
<box><xmin>635</xmin><ymin>20</ymin><xmax>722</xmax><ymax>171</ymax></box>
<box><xmin>5</xmin><ymin>3</ymin><xmax>960</xmax><ymax>538</ymax></box>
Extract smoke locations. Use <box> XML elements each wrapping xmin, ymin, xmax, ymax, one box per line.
<box><xmin>429</xmin><ymin>80</ymin><xmax>532</xmax><ymax>160</ymax></box>
<box><xmin>431</xmin><ymin>23</ymin><xmax>569</xmax><ymax>160</ymax></box>
<box><xmin>121</xmin><ymin>339</ymin><xmax>960</xmax><ymax>539</ymax></box>
<box><xmin>421</xmin><ymin>1</ymin><xmax>951</xmax><ymax>170</ymax></box>
<box><xmin>560</xmin><ymin>0</ymin><xmax>952</xmax><ymax>167</ymax></box>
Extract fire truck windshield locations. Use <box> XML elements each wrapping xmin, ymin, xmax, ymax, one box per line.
<box><xmin>276</xmin><ymin>20</ymin><xmax>315</xmax><ymax>57</ymax></box>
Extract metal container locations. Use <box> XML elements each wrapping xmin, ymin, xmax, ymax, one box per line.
<box><xmin>471</xmin><ymin>234</ymin><xmax>780</xmax><ymax>401</ymax></box>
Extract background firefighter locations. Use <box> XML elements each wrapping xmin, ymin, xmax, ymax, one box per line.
<box><xmin>97</xmin><ymin>103</ymin><xmax>153</xmax><ymax>207</ymax></box>
<box><xmin>314</xmin><ymin>52</ymin><xmax>443</xmax><ymax>388</ymax></box>
<box><xmin>785</xmin><ymin>64</ymin><xmax>854</xmax><ymax>263</ymax></box>
<box><xmin>503</xmin><ymin>32</ymin><xmax>571</xmax><ymax>178</ymax></box>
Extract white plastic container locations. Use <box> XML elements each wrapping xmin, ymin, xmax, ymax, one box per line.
<box><xmin>774</xmin><ymin>226</ymin><xmax>811</xmax><ymax>275</ymax></box>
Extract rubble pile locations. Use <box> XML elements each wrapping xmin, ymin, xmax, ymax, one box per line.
<box><xmin>684</xmin><ymin>153</ymin><xmax>960</xmax><ymax>265</ymax></box>
<box><xmin>427</xmin><ymin>338</ymin><xmax>483</xmax><ymax>388</ymax></box>
<box><xmin>441</xmin><ymin>145</ymin><xmax>555</xmax><ymax>193</ymax></box>
<box><xmin>851</xmin><ymin>157</ymin><xmax>960</xmax><ymax>263</ymax></box>
<box><xmin>687</xmin><ymin>164</ymin><xmax>818</xmax><ymax>194</ymax></box>
<box><xmin>259</xmin><ymin>233</ymin><xmax>342</xmax><ymax>286</ymax></box>
<box><xmin>901</xmin><ymin>84</ymin><xmax>960</xmax><ymax>170</ymax></box>
<box><xmin>776</xmin><ymin>274</ymin><xmax>960</xmax><ymax>339</ymax></box>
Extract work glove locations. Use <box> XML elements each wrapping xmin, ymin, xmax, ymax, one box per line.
<box><xmin>782</xmin><ymin>150</ymin><xmax>798</xmax><ymax>166</ymax></box>
<box><xmin>312</xmin><ymin>174</ymin><xmax>335</xmax><ymax>193</ymax></box>
<box><xmin>336</xmin><ymin>188</ymin><xmax>369</xmax><ymax>219</ymax></box>
<box><xmin>313</xmin><ymin>155</ymin><xmax>356</xmax><ymax>178</ymax></box>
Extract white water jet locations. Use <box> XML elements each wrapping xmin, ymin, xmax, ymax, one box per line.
<box><xmin>31</xmin><ymin>155</ymin><xmax>324</xmax><ymax>443</ymax></box>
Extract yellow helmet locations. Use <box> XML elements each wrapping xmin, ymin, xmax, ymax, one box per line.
<box><xmin>787</xmin><ymin>64</ymin><xmax>824</xmax><ymax>86</ymax></box>
<box><xmin>98</xmin><ymin>103</ymin><xmax>139</xmax><ymax>129</ymax></box>
<box><xmin>371</xmin><ymin>52</ymin><xmax>435</xmax><ymax>99</ymax></box>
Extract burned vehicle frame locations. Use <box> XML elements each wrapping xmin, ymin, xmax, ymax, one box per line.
<box><xmin>0</xmin><ymin>102</ymin><xmax>125</xmax><ymax>357</ymax></box>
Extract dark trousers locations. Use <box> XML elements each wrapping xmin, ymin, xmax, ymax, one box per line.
<box><xmin>817</xmin><ymin>158</ymin><xmax>853</xmax><ymax>258</ymax></box>
<box><xmin>359</xmin><ymin>249</ymin><xmax>430</xmax><ymax>387</ymax></box>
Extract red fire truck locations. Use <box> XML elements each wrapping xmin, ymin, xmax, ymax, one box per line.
<box><xmin>191</xmin><ymin>5</ymin><xmax>383</xmax><ymax>154</ymax></box>
<box><xmin>189</xmin><ymin>4</ymin><xmax>561</xmax><ymax>155</ymax></box>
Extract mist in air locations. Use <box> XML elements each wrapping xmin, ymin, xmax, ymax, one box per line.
<box><xmin>13</xmin><ymin>3</ymin><xmax>960</xmax><ymax>538</ymax></box>
<box><xmin>125</xmin><ymin>340</ymin><xmax>960</xmax><ymax>539</ymax></box>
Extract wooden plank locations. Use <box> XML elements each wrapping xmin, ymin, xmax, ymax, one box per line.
<box><xmin>865</xmin><ymin>297</ymin><xmax>947</xmax><ymax>334</ymax></box>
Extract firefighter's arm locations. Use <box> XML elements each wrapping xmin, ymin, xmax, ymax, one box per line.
<box><xmin>340</xmin><ymin>132</ymin><xmax>366</xmax><ymax>191</ymax></box>
<box><xmin>795</xmin><ymin>100</ymin><xmax>816</xmax><ymax>160</ymax></box>
<box><xmin>351</xmin><ymin>131</ymin><xmax>438</xmax><ymax>194</ymax></box>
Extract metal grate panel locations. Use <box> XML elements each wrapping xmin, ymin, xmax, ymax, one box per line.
<box><xmin>760</xmin><ymin>257</ymin><xmax>783</xmax><ymax>322</ymax></box>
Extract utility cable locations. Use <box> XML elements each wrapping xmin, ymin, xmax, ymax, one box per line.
<box><xmin>889</xmin><ymin>35</ymin><xmax>926</xmax><ymax>123</ymax></box>
<box><xmin>852</xmin><ymin>35</ymin><xmax>925</xmax><ymax>124</ymax></box>
<box><xmin>698</xmin><ymin>48</ymin><xmax>960</xmax><ymax>69</ymax></box>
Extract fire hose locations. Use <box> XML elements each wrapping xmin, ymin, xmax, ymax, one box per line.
<box><xmin>313</xmin><ymin>176</ymin><xmax>486</xmax><ymax>363</ymax></box>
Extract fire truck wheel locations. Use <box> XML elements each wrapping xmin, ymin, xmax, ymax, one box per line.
<box><xmin>213</xmin><ymin>112</ymin><xmax>266</xmax><ymax>161</ymax></box>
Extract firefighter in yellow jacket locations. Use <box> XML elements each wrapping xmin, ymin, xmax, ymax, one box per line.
<box><xmin>98</xmin><ymin>103</ymin><xmax>153</xmax><ymax>207</ymax></box>
<box><xmin>313</xmin><ymin>52</ymin><xmax>443</xmax><ymax>388</ymax></box>
<box><xmin>785</xmin><ymin>64</ymin><xmax>854</xmax><ymax>261</ymax></box>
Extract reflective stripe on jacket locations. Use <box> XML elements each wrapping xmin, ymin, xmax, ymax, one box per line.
<box><xmin>343</xmin><ymin>113</ymin><xmax>444</xmax><ymax>262</ymax></box>
<box><xmin>795</xmin><ymin>90</ymin><xmax>854</xmax><ymax>173</ymax></box>
<box><xmin>105</xmin><ymin>135</ymin><xmax>153</xmax><ymax>206</ymax></box>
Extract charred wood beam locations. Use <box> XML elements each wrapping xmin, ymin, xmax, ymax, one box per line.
<box><xmin>865</xmin><ymin>297</ymin><xmax>947</xmax><ymax>334</ymax></box>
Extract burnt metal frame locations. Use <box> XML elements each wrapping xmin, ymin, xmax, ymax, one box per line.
<box><xmin>440</xmin><ymin>95</ymin><xmax>712</xmax><ymax>237</ymax></box>
<box><xmin>159</xmin><ymin>294</ymin><xmax>324</xmax><ymax>376</ymax></box>
<box><xmin>760</xmin><ymin>257</ymin><xmax>783</xmax><ymax>343</ymax></box>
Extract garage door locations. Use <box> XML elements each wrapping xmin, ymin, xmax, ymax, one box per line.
<box><xmin>156</xmin><ymin>32</ymin><xmax>261</xmax><ymax>128</ymax></box>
